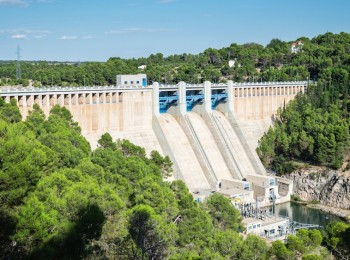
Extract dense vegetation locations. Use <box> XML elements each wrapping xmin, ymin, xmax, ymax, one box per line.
<box><xmin>0</xmin><ymin>100</ymin><xmax>348</xmax><ymax>259</ymax></box>
<box><xmin>1</xmin><ymin>32</ymin><xmax>350</xmax><ymax>259</ymax></box>
<box><xmin>257</xmin><ymin>89</ymin><xmax>350</xmax><ymax>173</ymax></box>
<box><xmin>0</xmin><ymin>102</ymin><xmax>243</xmax><ymax>259</ymax></box>
<box><xmin>1</xmin><ymin>32</ymin><xmax>349</xmax><ymax>87</ymax></box>
<box><xmin>256</xmin><ymin>33</ymin><xmax>350</xmax><ymax>173</ymax></box>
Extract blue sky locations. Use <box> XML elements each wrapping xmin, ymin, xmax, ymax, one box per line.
<box><xmin>1</xmin><ymin>0</ymin><xmax>349</xmax><ymax>61</ymax></box>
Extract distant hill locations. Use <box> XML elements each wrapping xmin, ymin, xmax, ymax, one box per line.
<box><xmin>255</xmin><ymin>32</ymin><xmax>350</xmax><ymax>172</ymax></box>
<box><xmin>0</xmin><ymin>32</ymin><xmax>349</xmax><ymax>87</ymax></box>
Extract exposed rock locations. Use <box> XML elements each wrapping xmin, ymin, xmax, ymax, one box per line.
<box><xmin>285</xmin><ymin>167</ymin><xmax>350</xmax><ymax>210</ymax></box>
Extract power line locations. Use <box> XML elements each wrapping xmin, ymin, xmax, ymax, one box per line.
<box><xmin>16</xmin><ymin>45</ymin><xmax>22</xmax><ymax>80</ymax></box>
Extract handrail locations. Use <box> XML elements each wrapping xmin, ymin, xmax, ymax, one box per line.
<box><xmin>0</xmin><ymin>81</ymin><xmax>309</xmax><ymax>94</ymax></box>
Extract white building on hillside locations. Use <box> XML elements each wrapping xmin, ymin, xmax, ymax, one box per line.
<box><xmin>290</xmin><ymin>41</ymin><xmax>303</xmax><ymax>53</ymax></box>
<box><xmin>138</xmin><ymin>65</ymin><xmax>147</xmax><ymax>70</ymax></box>
<box><xmin>116</xmin><ymin>74</ymin><xmax>147</xmax><ymax>87</ymax></box>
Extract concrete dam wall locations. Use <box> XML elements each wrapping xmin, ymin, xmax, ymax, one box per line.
<box><xmin>15</xmin><ymin>89</ymin><xmax>162</xmax><ymax>155</ymax></box>
<box><xmin>153</xmin><ymin>113</ymin><xmax>211</xmax><ymax>191</ymax></box>
<box><xmin>2</xmin><ymin>81</ymin><xmax>307</xmax><ymax>194</ymax></box>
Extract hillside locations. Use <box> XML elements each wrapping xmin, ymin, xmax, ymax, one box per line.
<box><xmin>257</xmin><ymin>33</ymin><xmax>350</xmax><ymax>172</ymax></box>
<box><xmin>1</xmin><ymin>32</ymin><xmax>350</xmax><ymax>259</ymax></box>
<box><xmin>1</xmin><ymin>101</ymin><xmax>349</xmax><ymax>259</ymax></box>
<box><xmin>1</xmin><ymin>32</ymin><xmax>349</xmax><ymax>87</ymax></box>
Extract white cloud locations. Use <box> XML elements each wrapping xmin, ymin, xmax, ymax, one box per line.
<box><xmin>0</xmin><ymin>0</ymin><xmax>54</xmax><ymax>6</ymax></box>
<box><xmin>60</xmin><ymin>35</ymin><xmax>78</xmax><ymax>40</ymax></box>
<box><xmin>24</xmin><ymin>29</ymin><xmax>51</xmax><ymax>36</ymax></box>
<box><xmin>105</xmin><ymin>28</ymin><xmax>170</xmax><ymax>35</ymax></box>
<box><xmin>0</xmin><ymin>0</ymin><xmax>27</xmax><ymax>6</ymax></box>
<box><xmin>0</xmin><ymin>28</ymin><xmax>50</xmax><ymax>39</ymax></box>
<box><xmin>158</xmin><ymin>0</ymin><xmax>176</xmax><ymax>3</ymax></box>
<box><xmin>82</xmin><ymin>35</ymin><xmax>93</xmax><ymax>39</ymax></box>
<box><xmin>11</xmin><ymin>34</ymin><xmax>26</xmax><ymax>39</ymax></box>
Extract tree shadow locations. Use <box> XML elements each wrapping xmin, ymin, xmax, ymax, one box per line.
<box><xmin>29</xmin><ymin>203</ymin><xmax>106</xmax><ymax>260</ymax></box>
<box><xmin>0</xmin><ymin>207</ymin><xmax>17</xmax><ymax>259</ymax></box>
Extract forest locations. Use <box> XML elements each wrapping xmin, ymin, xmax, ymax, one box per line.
<box><xmin>1</xmin><ymin>32</ymin><xmax>350</xmax><ymax>259</ymax></box>
<box><xmin>1</xmin><ymin>32</ymin><xmax>349</xmax><ymax>87</ymax></box>
<box><xmin>256</xmin><ymin>33</ymin><xmax>350</xmax><ymax>173</ymax></box>
<box><xmin>0</xmin><ymin>99</ymin><xmax>349</xmax><ymax>259</ymax></box>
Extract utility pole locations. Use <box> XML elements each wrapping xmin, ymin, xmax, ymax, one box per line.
<box><xmin>16</xmin><ymin>45</ymin><xmax>22</xmax><ymax>80</ymax></box>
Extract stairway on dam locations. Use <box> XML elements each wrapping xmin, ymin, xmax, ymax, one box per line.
<box><xmin>184</xmin><ymin>112</ymin><xmax>233</xmax><ymax>184</ymax></box>
<box><xmin>154</xmin><ymin>113</ymin><xmax>211</xmax><ymax>191</ymax></box>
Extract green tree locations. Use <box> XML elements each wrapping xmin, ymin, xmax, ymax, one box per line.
<box><xmin>14</xmin><ymin>169</ymin><xmax>125</xmax><ymax>258</ymax></box>
<box><xmin>150</xmin><ymin>150</ymin><xmax>173</xmax><ymax>178</ymax></box>
<box><xmin>270</xmin><ymin>240</ymin><xmax>295</xmax><ymax>260</ymax></box>
<box><xmin>205</xmin><ymin>194</ymin><xmax>241</xmax><ymax>231</ymax></box>
<box><xmin>98</xmin><ymin>132</ymin><xmax>117</xmax><ymax>150</ymax></box>
<box><xmin>302</xmin><ymin>254</ymin><xmax>323</xmax><ymax>260</ymax></box>
<box><xmin>0</xmin><ymin>121</ymin><xmax>58</xmax><ymax>207</ymax></box>
<box><xmin>286</xmin><ymin>235</ymin><xmax>306</xmax><ymax>254</ymax></box>
<box><xmin>177</xmin><ymin>205</ymin><xmax>213</xmax><ymax>251</ymax></box>
<box><xmin>38</xmin><ymin>105</ymin><xmax>90</xmax><ymax>168</ymax></box>
<box><xmin>0</xmin><ymin>98</ymin><xmax>22</xmax><ymax>123</ymax></box>
<box><xmin>323</xmin><ymin>221</ymin><xmax>350</xmax><ymax>258</ymax></box>
<box><xmin>25</xmin><ymin>103</ymin><xmax>46</xmax><ymax>135</ymax></box>
<box><xmin>239</xmin><ymin>234</ymin><xmax>269</xmax><ymax>260</ymax></box>
<box><xmin>210</xmin><ymin>230</ymin><xmax>243</xmax><ymax>258</ymax></box>
<box><xmin>128</xmin><ymin>205</ymin><xmax>177</xmax><ymax>260</ymax></box>
<box><xmin>132</xmin><ymin>175</ymin><xmax>179</xmax><ymax>221</ymax></box>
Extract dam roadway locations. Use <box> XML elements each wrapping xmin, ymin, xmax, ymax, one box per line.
<box><xmin>0</xmin><ymin>81</ymin><xmax>307</xmax><ymax>193</ymax></box>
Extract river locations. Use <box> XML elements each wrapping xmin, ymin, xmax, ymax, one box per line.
<box><xmin>273</xmin><ymin>202</ymin><xmax>341</xmax><ymax>228</ymax></box>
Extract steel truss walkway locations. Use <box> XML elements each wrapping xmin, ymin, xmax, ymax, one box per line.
<box><xmin>290</xmin><ymin>221</ymin><xmax>322</xmax><ymax>231</ymax></box>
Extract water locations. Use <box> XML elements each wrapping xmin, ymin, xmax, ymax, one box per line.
<box><xmin>273</xmin><ymin>202</ymin><xmax>341</xmax><ymax>228</ymax></box>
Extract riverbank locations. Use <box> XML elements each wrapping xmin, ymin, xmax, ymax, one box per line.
<box><xmin>290</xmin><ymin>198</ymin><xmax>350</xmax><ymax>222</ymax></box>
<box><xmin>285</xmin><ymin>167</ymin><xmax>350</xmax><ymax>223</ymax></box>
<box><xmin>274</xmin><ymin>201</ymin><xmax>341</xmax><ymax>227</ymax></box>
<box><xmin>306</xmin><ymin>204</ymin><xmax>350</xmax><ymax>223</ymax></box>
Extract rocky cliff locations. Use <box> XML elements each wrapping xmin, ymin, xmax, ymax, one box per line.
<box><xmin>286</xmin><ymin>167</ymin><xmax>350</xmax><ymax>210</ymax></box>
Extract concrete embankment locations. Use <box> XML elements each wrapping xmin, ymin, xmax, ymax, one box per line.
<box><xmin>227</xmin><ymin>112</ymin><xmax>267</xmax><ymax>175</ymax></box>
<box><xmin>62</xmin><ymin>91</ymin><xmax>163</xmax><ymax>155</ymax></box>
<box><xmin>153</xmin><ymin>113</ymin><xmax>211</xmax><ymax>192</ymax></box>
<box><xmin>184</xmin><ymin>112</ymin><xmax>232</xmax><ymax>184</ymax></box>
<box><xmin>210</xmin><ymin>110</ymin><xmax>257</xmax><ymax>179</ymax></box>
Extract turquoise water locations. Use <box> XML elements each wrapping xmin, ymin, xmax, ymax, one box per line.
<box><xmin>274</xmin><ymin>202</ymin><xmax>341</xmax><ymax>228</ymax></box>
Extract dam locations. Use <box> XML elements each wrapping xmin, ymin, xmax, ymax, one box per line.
<box><xmin>0</xmin><ymin>80</ymin><xmax>307</xmax><ymax>205</ymax></box>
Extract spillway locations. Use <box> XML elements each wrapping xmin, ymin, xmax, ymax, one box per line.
<box><xmin>227</xmin><ymin>113</ymin><xmax>268</xmax><ymax>175</ymax></box>
<box><xmin>185</xmin><ymin>112</ymin><xmax>233</xmax><ymax>183</ymax></box>
<box><xmin>210</xmin><ymin>110</ymin><xmax>257</xmax><ymax>179</ymax></box>
<box><xmin>154</xmin><ymin>114</ymin><xmax>211</xmax><ymax>191</ymax></box>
